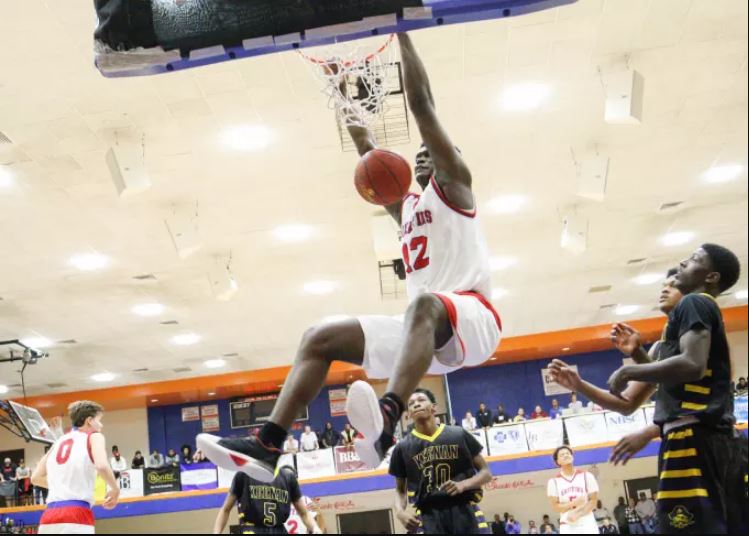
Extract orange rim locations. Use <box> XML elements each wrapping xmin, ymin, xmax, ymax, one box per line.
<box><xmin>297</xmin><ymin>34</ymin><xmax>395</xmax><ymax>69</ymax></box>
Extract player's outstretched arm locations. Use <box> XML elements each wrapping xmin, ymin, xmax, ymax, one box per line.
<box><xmin>213</xmin><ymin>492</ymin><xmax>237</xmax><ymax>534</ymax></box>
<box><xmin>90</xmin><ymin>433</ymin><xmax>120</xmax><ymax>510</ymax></box>
<box><xmin>293</xmin><ymin>499</ymin><xmax>322</xmax><ymax>534</ymax></box>
<box><xmin>30</xmin><ymin>452</ymin><xmax>49</xmax><ymax>489</ymax></box>
<box><xmin>397</xmin><ymin>33</ymin><xmax>473</xmax><ymax>209</ymax></box>
<box><xmin>548</xmin><ymin>359</ymin><xmax>655</xmax><ymax>416</ymax></box>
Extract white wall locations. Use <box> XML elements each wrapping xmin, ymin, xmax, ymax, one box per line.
<box><xmin>728</xmin><ymin>330</ymin><xmax>748</xmax><ymax>380</ymax></box>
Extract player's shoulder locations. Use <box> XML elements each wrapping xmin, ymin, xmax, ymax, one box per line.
<box><xmin>676</xmin><ymin>292</ymin><xmax>719</xmax><ymax>312</ymax></box>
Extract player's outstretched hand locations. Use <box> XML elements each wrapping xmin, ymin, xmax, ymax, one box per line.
<box><xmin>610</xmin><ymin>430</ymin><xmax>651</xmax><ymax>466</ymax></box>
<box><xmin>396</xmin><ymin>510</ymin><xmax>421</xmax><ymax>532</ymax></box>
<box><xmin>548</xmin><ymin>360</ymin><xmax>581</xmax><ymax>391</ymax></box>
<box><xmin>610</xmin><ymin>323</ymin><xmax>642</xmax><ymax>356</ymax></box>
<box><xmin>102</xmin><ymin>486</ymin><xmax>120</xmax><ymax>510</ymax></box>
<box><xmin>440</xmin><ymin>480</ymin><xmax>466</xmax><ymax>496</ymax></box>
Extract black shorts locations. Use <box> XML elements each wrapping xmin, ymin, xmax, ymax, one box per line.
<box><xmin>236</xmin><ymin>524</ymin><xmax>288</xmax><ymax>535</ymax></box>
<box><xmin>656</xmin><ymin>423</ymin><xmax>747</xmax><ymax>534</ymax></box>
<box><xmin>414</xmin><ymin>501</ymin><xmax>491</xmax><ymax>535</ymax></box>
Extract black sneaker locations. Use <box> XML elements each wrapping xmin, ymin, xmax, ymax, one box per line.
<box><xmin>197</xmin><ymin>432</ymin><xmax>280</xmax><ymax>482</ymax></box>
<box><xmin>346</xmin><ymin>381</ymin><xmax>399</xmax><ymax>469</ymax></box>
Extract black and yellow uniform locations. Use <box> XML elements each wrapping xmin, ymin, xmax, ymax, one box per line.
<box><xmin>231</xmin><ymin>466</ymin><xmax>301</xmax><ymax>534</ymax></box>
<box><xmin>653</xmin><ymin>293</ymin><xmax>748</xmax><ymax>534</ymax></box>
<box><xmin>389</xmin><ymin>424</ymin><xmax>491</xmax><ymax>535</ymax></box>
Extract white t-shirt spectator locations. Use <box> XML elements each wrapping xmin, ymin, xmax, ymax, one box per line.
<box><xmin>568</xmin><ymin>399</ymin><xmax>584</xmax><ymax>413</ymax></box>
<box><xmin>110</xmin><ymin>456</ymin><xmax>128</xmax><ymax>472</ymax></box>
<box><xmin>300</xmin><ymin>431</ymin><xmax>319</xmax><ymax>452</ymax></box>
<box><xmin>283</xmin><ymin>436</ymin><xmax>299</xmax><ymax>453</ymax></box>
<box><xmin>461</xmin><ymin>415</ymin><xmax>477</xmax><ymax>431</ymax></box>
<box><xmin>635</xmin><ymin>497</ymin><xmax>656</xmax><ymax>520</ymax></box>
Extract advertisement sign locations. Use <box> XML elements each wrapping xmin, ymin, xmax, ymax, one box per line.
<box><xmin>486</xmin><ymin>424</ymin><xmax>529</xmax><ymax>456</ymax></box>
<box><xmin>201</xmin><ymin>404</ymin><xmax>220</xmax><ymax>432</ymax></box>
<box><xmin>541</xmin><ymin>365</ymin><xmax>579</xmax><ymax>396</ymax></box>
<box><xmin>564</xmin><ymin>412</ymin><xmax>607</xmax><ymax>448</ymax></box>
<box><xmin>181</xmin><ymin>406</ymin><xmax>200</xmax><ymax>422</ymax></box>
<box><xmin>118</xmin><ymin>469</ymin><xmax>144</xmax><ymax>498</ymax></box>
<box><xmin>180</xmin><ymin>462</ymin><xmax>218</xmax><ymax>491</ymax></box>
<box><xmin>604</xmin><ymin>409</ymin><xmax>648</xmax><ymax>442</ymax></box>
<box><xmin>329</xmin><ymin>388</ymin><xmax>348</xmax><ymax>417</ymax></box>
<box><xmin>296</xmin><ymin>449</ymin><xmax>336</xmax><ymax>480</ymax></box>
<box><xmin>468</xmin><ymin>429</ymin><xmax>489</xmax><ymax>454</ymax></box>
<box><xmin>735</xmin><ymin>395</ymin><xmax>748</xmax><ymax>424</ymax></box>
<box><xmin>333</xmin><ymin>446</ymin><xmax>369</xmax><ymax>473</ymax></box>
<box><xmin>524</xmin><ymin>418</ymin><xmax>564</xmax><ymax>451</ymax></box>
<box><xmin>144</xmin><ymin>466</ymin><xmax>181</xmax><ymax>495</ymax></box>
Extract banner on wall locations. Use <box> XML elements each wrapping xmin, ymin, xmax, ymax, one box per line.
<box><xmin>296</xmin><ymin>449</ymin><xmax>336</xmax><ymax>480</ymax></box>
<box><xmin>329</xmin><ymin>388</ymin><xmax>348</xmax><ymax>417</ymax></box>
<box><xmin>468</xmin><ymin>429</ymin><xmax>489</xmax><ymax>454</ymax></box>
<box><xmin>564</xmin><ymin>412</ymin><xmax>607</xmax><ymax>447</ymax></box>
<box><xmin>604</xmin><ymin>409</ymin><xmax>647</xmax><ymax>442</ymax></box>
<box><xmin>201</xmin><ymin>404</ymin><xmax>220</xmax><ymax>432</ymax></box>
<box><xmin>524</xmin><ymin>418</ymin><xmax>564</xmax><ymax>451</ymax></box>
<box><xmin>487</xmin><ymin>424</ymin><xmax>528</xmax><ymax>456</ymax></box>
<box><xmin>144</xmin><ymin>466</ymin><xmax>181</xmax><ymax>495</ymax></box>
<box><xmin>333</xmin><ymin>446</ymin><xmax>368</xmax><ymax>474</ymax></box>
<box><xmin>180</xmin><ymin>462</ymin><xmax>218</xmax><ymax>491</ymax></box>
<box><xmin>181</xmin><ymin>406</ymin><xmax>200</xmax><ymax>422</ymax></box>
<box><xmin>735</xmin><ymin>395</ymin><xmax>747</xmax><ymax>423</ymax></box>
<box><xmin>119</xmin><ymin>469</ymin><xmax>144</xmax><ymax>498</ymax></box>
<box><xmin>541</xmin><ymin>365</ymin><xmax>579</xmax><ymax>396</ymax></box>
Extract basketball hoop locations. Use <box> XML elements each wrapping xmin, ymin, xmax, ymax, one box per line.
<box><xmin>298</xmin><ymin>35</ymin><xmax>398</xmax><ymax>129</ymax></box>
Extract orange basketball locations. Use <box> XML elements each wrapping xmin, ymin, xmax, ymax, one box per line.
<box><xmin>354</xmin><ymin>149</ymin><xmax>412</xmax><ymax>206</ymax></box>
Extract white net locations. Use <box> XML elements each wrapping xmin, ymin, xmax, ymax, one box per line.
<box><xmin>298</xmin><ymin>35</ymin><xmax>398</xmax><ymax>128</ymax></box>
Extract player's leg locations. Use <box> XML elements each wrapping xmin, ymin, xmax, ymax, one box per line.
<box><xmin>198</xmin><ymin>319</ymin><xmax>366</xmax><ymax>481</ymax></box>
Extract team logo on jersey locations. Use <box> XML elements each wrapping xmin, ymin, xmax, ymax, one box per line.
<box><xmin>668</xmin><ymin>505</ymin><xmax>695</xmax><ymax>529</ymax></box>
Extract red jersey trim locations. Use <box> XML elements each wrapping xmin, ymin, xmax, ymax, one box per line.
<box><xmin>40</xmin><ymin>506</ymin><xmax>95</xmax><ymax>526</ymax></box>
<box><xmin>430</xmin><ymin>176</ymin><xmax>476</xmax><ymax>219</ymax></box>
<box><xmin>403</xmin><ymin>192</ymin><xmax>421</xmax><ymax>202</ymax></box>
<box><xmin>86</xmin><ymin>432</ymin><xmax>97</xmax><ymax>464</ymax></box>
<box><xmin>456</xmin><ymin>291</ymin><xmax>502</xmax><ymax>332</ymax></box>
<box><xmin>432</xmin><ymin>293</ymin><xmax>466</xmax><ymax>364</ymax></box>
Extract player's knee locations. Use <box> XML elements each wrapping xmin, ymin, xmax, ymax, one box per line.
<box><xmin>406</xmin><ymin>293</ymin><xmax>443</xmax><ymax>327</ymax></box>
<box><xmin>297</xmin><ymin>324</ymin><xmax>339</xmax><ymax>362</ymax></box>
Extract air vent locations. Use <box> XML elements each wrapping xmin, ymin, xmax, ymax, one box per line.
<box><xmin>160</xmin><ymin>320</ymin><xmax>179</xmax><ymax>325</ymax></box>
<box><xmin>132</xmin><ymin>368</ymin><xmax>149</xmax><ymax>373</ymax></box>
<box><xmin>627</xmin><ymin>258</ymin><xmax>647</xmax><ymax>265</ymax></box>
<box><xmin>8</xmin><ymin>383</ymin><xmax>22</xmax><ymax>388</ymax></box>
<box><xmin>58</xmin><ymin>339</ymin><xmax>77</xmax><ymax>345</ymax></box>
<box><xmin>173</xmin><ymin>367</ymin><xmax>192</xmax><ymax>373</ymax></box>
<box><xmin>222</xmin><ymin>352</ymin><xmax>239</xmax><ymax>357</ymax></box>
<box><xmin>133</xmin><ymin>273</ymin><xmax>157</xmax><ymax>280</ymax></box>
<box><xmin>588</xmin><ymin>285</ymin><xmax>612</xmax><ymax>293</ymax></box>
<box><xmin>659</xmin><ymin>201</ymin><xmax>683</xmax><ymax>212</ymax></box>
<box><xmin>599</xmin><ymin>303</ymin><xmax>616</xmax><ymax>309</ymax></box>
<box><xmin>46</xmin><ymin>383</ymin><xmax>67</xmax><ymax>389</ymax></box>
<box><xmin>0</xmin><ymin>131</ymin><xmax>12</xmax><ymax>144</ymax></box>
<box><xmin>719</xmin><ymin>292</ymin><xmax>731</xmax><ymax>298</ymax></box>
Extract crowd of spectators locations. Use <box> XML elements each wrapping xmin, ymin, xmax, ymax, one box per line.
<box><xmin>282</xmin><ymin>422</ymin><xmax>365</xmax><ymax>453</ymax></box>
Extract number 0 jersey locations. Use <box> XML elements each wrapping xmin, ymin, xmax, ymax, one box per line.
<box><xmin>45</xmin><ymin>430</ymin><xmax>97</xmax><ymax>507</ymax></box>
<box><xmin>401</xmin><ymin>178</ymin><xmax>492</xmax><ymax>300</ymax></box>
<box><xmin>389</xmin><ymin>424</ymin><xmax>484</xmax><ymax>509</ymax></box>
<box><xmin>231</xmin><ymin>467</ymin><xmax>301</xmax><ymax>528</ymax></box>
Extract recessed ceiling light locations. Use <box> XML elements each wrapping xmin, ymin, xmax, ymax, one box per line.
<box><xmin>492</xmin><ymin>288</ymin><xmax>508</xmax><ymax>300</ymax></box>
<box><xmin>273</xmin><ymin>224</ymin><xmax>314</xmax><ymax>243</ymax></box>
<box><xmin>0</xmin><ymin>385</ymin><xmax>8</xmax><ymax>394</ymax></box>
<box><xmin>21</xmin><ymin>337</ymin><xmax>53</xmax><ymax>349</ymax></box>
<box><xmin>633</xmin><ymin>273</ymin><xmax>662</xmax><ymax>285</ymax></box>
<box><xmin>303</xmin><ymin>280</ymin><xmax>338</xmax><ymax>295</ymax></box>
<box><xmin>171</xmin><ymin>333</ymin><xmax>201</xmax><ymax>346</ymax></box>
<box><xmin>660</xmin><ymin>231</ymin><xmax>694</xmax><ymax>247</ymax></box>
<box><xmin>69</xmin><ymin>253</ymin><xmax>109</xmax><ymax>271</ymax></box>
<box><xmin>501</xmin><ymin>83</ymin><xmax>551</xmax><ymax>112</ymax></box>
<box><xmin>220</xmin><ymin>125</ymin><xmax>272</xmax><ymax>151</ymax></box>
<box><xmin>208</xmin><ymin>392</ymin><xmax>216</xmax><ymax>396</ymax></box>
<box><xmin>736</xmin><ymin>289</ymin><xmax>748</xmax><ymax>300</ymax></box>
<box><xmin>703</xmin><ymin>163</ymin><xmax>745</xmax><ymax>184</ymax></box>
<box><xmin>0</xmin><ymin>166</ymin><xmax>13</xmax><ymax>188</ymax></box>
<box><xmin>561</xmin><ymin>347</ymin><xmax>571</xmax><ymax>352</ymax></box>
<box><xmin>489</xmin><ymin>256</ymin><xmax>518</xmax><ymax>272</ymax></box>
<box><xmin>615</xmin><ymin>305</ymin><xmax>639</xmax><ymax>316</ymax></box>
<box><xmin>489</xmin><ymin>357</ymin><xmax>497</xmax><ymax>361</ymax></box>
<box><xmin>204</xmin><ymin>359</ymin><xmax>226</xmax><ymax>369</ymax></box>
<box><xmin>131</xmin><ymin>303</ymin><xmax>165</xmax><ymax>317</ymax></box>
<box><xmin>322</xmin><ymin>314</ymin><xmax>350</xmax><ymax>323</ymax></box>
<box><xmin>151</xmin><ymin>399</ymin><xmax>159</xmax><ymax>403</ymax></box>
<box><xmin>91</xmin><ymin>372</ymin><xmax>115</xmax><ymax>383</ymax></box>
<box><xmin>487</xmin><ymin>195</ymin><xmax>528</xmax><ymax>214</ymax></box>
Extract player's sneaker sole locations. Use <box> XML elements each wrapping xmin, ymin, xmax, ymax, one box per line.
<box><xmin>346</xmin><ymin>381</ymin><xmax>384</xmax><ymax>441</ymax></box>
<box><xmin>196</xmin><ymin>433</ymin><xmax>275</xmax><ymax>482</ymax></box>
<box><xmin>353</xmin><ymin>437</ymin><xmax>383</xmax><ymax>470</ymax></box>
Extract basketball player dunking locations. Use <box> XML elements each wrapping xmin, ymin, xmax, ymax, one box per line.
<box><xmin>197</xmin><ymin>32</ymin><xmax>501</xmax><ymax>480</ymax></box>
<box><xmin>547</xmin><ymin>446</ymin><xmax>600</xmax><ymax>535</ymax></box>
<box><xmin>31</xmin><ymin>401</ymin><xmax>119</xmax><ymax>534</ymax></box>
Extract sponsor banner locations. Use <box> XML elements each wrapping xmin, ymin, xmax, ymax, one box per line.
<box><xmin>468</xmin><ymin>428</ymin><xmax>489</xmax><ymax>454</ymax></box>
<box><xmin>564</xmin><ymin>412</ymin><xmax>607</xmax><ymax>448</ymax></box>
<box><xmin>144</xmin><ymin>465</ymin><xmax>181</xmax><ymax>495</ymax></box>
<box><xmin>329</xmin><ymin>388</ymin><xmax>348</xmax><ymax>417</ymax></box>
<box><xmin>643</xmin><ymin>404</ymin><xmax>655</xmax><ymax>425</ymax></box>
<box><xmin>604</xmin><ymin>409</ymin><xmax>648</xmax><ymax>442</ymax></box>
<box><xmin>524</xmin><ymin>418</ymin><xmax>564</xmax><ymax>451</ymax></box>
<box><xmin>486</xmin><ymin>424</ymin><xmax>529</xmax><ymax>456</ymax></box>
<box><xmin>333</xmin><ymin>446</ymin><xmax>368</xmax><ymax>474</ymax></box>
<box><xmin>541</xmin><ymin>365</ymin><xmax>579</xmax><ymax>396</ymax></box>
<box><xmin>201</xmin><ymin>404</ymin><xmax>220</xmax><ymax>432</ymax></box>
<box><xmin>201</xmin><ymin>404</ymin><xmax>219</xmax><ymax>417</ymax></box>
<box><xmin>735</xmin><ymin>395</ymin><xmax>748</xmax><ymax>424</ymax></box>
<box><xmin>118</xmin><ymin>469</ymin><xmax>144</xmax><ymax>498</ymax></box>
<box><xmin>181</xmin><ymin>406</ymin><xmax>200</xmax><ymax>422</ymax></box>
<box><xmin>296</xmin><ymin>449</ymin><xmax>336</xmax><ymax>480</ymax></box>
<box><xmin>180</xmin><ymin>462</ymin><xmax>218</xmax><ymax>491</ymax></box>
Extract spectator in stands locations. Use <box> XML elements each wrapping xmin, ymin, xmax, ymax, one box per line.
<box><xmin>149</xmin><ymin>449</ymin><xmax>165</xmax><ymax>468</ymax></box>
<box><xmin>736</xmin><ymin>377</ymin><xmax>748</xmax><ymax>396</ymax></box>
<box><xmin>493</xmin><ymin>404</ymin><xmax>510</xmax><ymax>424</ymax></box>
<box><xmin>635</xmin><ymin>493</ymin><xmax>655</xmax><ymax>534</ymax></box>
<box><xmin>462</xmin><ymin>411</ymin><xmax>477</xmax><ymax>431</ymax></box>
<box><xmin>540</xmin><ymin>514</ymin><xmax>556</xmax><ymax>533</ymax></box>
<box><xmin>594</xmin><ymin>499</ymin><xmax>613</xmax><ymax>529</ymax></box>
<box><xmin>624</xmin><ymin>497</ymin><xmax>644</xmax><ymax>534</ymax></box>
<box><xmin>283</xmin><ymin>433</ymin><xmax>299</xmax><ymax>454</ymax></box>
<box><xmin>181</xmin><ymin>445</ymin><xmax>193</xmax><ymax>465</ymax></box>
<box><xmin>490</xmin><ymin>514</ymin><xmax>506</xmax><ymax>535</ymax></box>
<box><xmin>320</xmin><ymin>422</ymin><xmax>341</xmax><ymax>449</ymax></box>
<box><xmin>528</xmin><ymin>520</ymin><xmax>539</xmax><ymax>534</ymax></box>
<box><xmin>512</xmin><ymin>407</ymin><xmax>526</xmax><ymax>422</ymax></box>
<box><xmin>1</xmin><ymin>459</ymin><xmax>16</xmax><ymax>482</ymax></box>
<box><xmin>476</xmin><ymin>402</ymin><xmax>493</xmax><ymax>428</ymax></box>
<box><xmin>300</xmin><ymin>425</ymin><xmax>319</xmax><ymax>452</ymax></box>
<box><xmin>109</xmin><ymin>446</ymin><xmax>127</xmax><ymax>475</ymax></box>
<box><xmin>14</xmin><ymin>460</ymin><xmax>31</xmax><ymax>506</ymax></box>
<box><xmin>341</xmin><ymin>423</ymin><xmax>356</xmax><ymax>447</ymax></box>
<box><xmin>530</xmin><ymin>405</ymin><xmax>548</xmax><ymax>419</ymax></box>
<box><xmin>601</xmin><ymin>517</ymin><xmax>619</xmax><ymax>534</ymax></box>
<box><xmin>586</xmin><ymin>400</ymin><xmax>603</xmax><ymax>412</ymax></box>
<box><xmin>568</xmin><ymin>392</ymin><xmax>584</xmax><ymax>413</ymax></box>
<box><xmin>131</xmin><ymin>450</ymin><xmax>146</xmax><ymax>469</ymax></box>
<box><xmin>505</xmin><ymin>514</ymin><xmax>521</xmax><ymax>534</ymax></box>
<box><xmin>165</xmin><ymin>448</ymin><xmax>180</xmax><ymax>467</ymax></box>
<box><xmin>613</xmin><ymin>497</ymin><xmax>628</xmax><ymax>535</ymax></box>
<box><xmin>548</xmin><ymin>399</ymin><xmax>561</xmax><ymax>419</ymax></box>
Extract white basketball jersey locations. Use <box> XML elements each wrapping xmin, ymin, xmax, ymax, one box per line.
<box><xmin>546</xmin><ymin>470</ymin><xmax>599</xmax><ymax>527</ymax></box>
<box><xmin>284</xmin><ymin>496</ymin><xmax>317</xmax><ymax>534</ymax></box>
<box><xmin>46</xmin><ymin>430</ymin><xmax>97</xmax><ymax>506</ymax></box>
<box><xmin>401</xmin><ymin>178</ymin><xmax>492</xmax><ymax>300</ymax></box>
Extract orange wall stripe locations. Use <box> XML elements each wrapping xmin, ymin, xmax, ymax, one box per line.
<box><xmin>14</xmin><ymin>306</ymin><xmax>746</xmax><ymax>417</ymax></box>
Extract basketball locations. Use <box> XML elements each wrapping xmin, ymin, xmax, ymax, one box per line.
<box><xmin>354</xmin><ymin>149</ymin><xmax>413</xmax><ymax>206</ymax></box>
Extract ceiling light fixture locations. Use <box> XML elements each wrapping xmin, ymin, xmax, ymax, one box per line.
<box><xmin>273</xmin><ymin>224</ymin><xmax>314</xmax><ymax>243</ymax></box>
<box><xmin>487</xmin><ymin>195</ymin><xmax>528</xmax><ymax>214</ymax></box>
<box><xmin>303</xmin><ymin>280</ymin><xmax>338</xmax><ymax>295</ymax></box>
<box><xmin>0</xmin><ymin>166</ymin><xmax>13</xmax><ymax>188</ymax></box>
<box><xmin>204</xmin><ymin>359</ymin><xmax>226</xmax><ymax>369</ymax></box>
<box><xmin>703</xmin><ymin>163</ymin><xmax>745</xmax><ymax>184</ymax></box>
<box><xmin>20</xmin><ymin>337</ymin><xmax>53</xmax><ymax>349</ymax></box>
<box><xmin>322</xmin><ymin>314</ymin><xmax>350</xmax><ymax>323</ymax></box>
<box><xmin>489</xmin><ymin>256</ymin><xmax>518</xmax><ymax>272</ymax></box>
<box><xmin>492</xmin><ymin>288</ymin><xmax>508</xmax><ymax>300</ymax></box>
<box><xmin>633</xmin><ymin>273</ymin><xmax>663</xmax><ymax>285</ymax></box>
<box><xmin>615</xmin><ymin>305</ymin><xmax>639</xmax><ymax>316</ymax></box>
<box><xmin>501</xmin><ymin>83</ymin><xmax>552</xmax><ymax>112</ymax></box>
<box><xmin>91</xmin><ymin>373</ymin><xmax>115</xmax><ymax>383</ymax></box>
<box><xmin>69</xmin><ymin>253</ymin><xmax>109</xmax><ymax>271</ymax></box>
<box><xmin>220</xmin><ymin>125</ymin><xmax>272</xmax><ymax>152</ymax></box>
<box><xmin>131</xmin><ymin>303</ymin><xmax>165</xmax><ymax>317</ymax></box>
<box><xmin>735</xmin><ymin>289</ymin><xmax>748</xmax><ymax>300</ymax></box>
<box><xmin>0</xmin><ymin>385</ymin><xmax>8</xmax><ymax>394</ymax></box>
<box><xmin>659</xmin><ymin>231</ymin><xmax>694</xmax><ymax>247</ymax></box>
<box><xmin>171</xmin><ymin>333</ymin><xmax>201</xmax><ymax>346</ymax></box>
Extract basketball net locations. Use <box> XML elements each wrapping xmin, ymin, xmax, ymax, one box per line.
<box><xmin>298</xmin><ymin>35</ymin><xmax>397</xmax><ymax>129</ymax></box>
